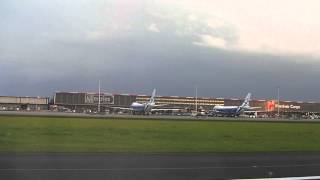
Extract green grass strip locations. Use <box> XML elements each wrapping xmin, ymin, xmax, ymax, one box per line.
<box><xmin>0</xmin><ymin>116</ymin><xmax>319</xmax><ymax>153</ymax></box>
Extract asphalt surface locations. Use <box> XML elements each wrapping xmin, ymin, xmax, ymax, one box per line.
<box><xmin>0</xmin><ymin>153</ymin><xmax>320</xmax><ymax>180</ymax></box>
<box><xmin>1</xmin><ymin>110</ymin><xmax>320</xmax><ymax>123</ymax></box>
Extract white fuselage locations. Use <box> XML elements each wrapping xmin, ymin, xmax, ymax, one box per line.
<box><xmin>130</xmin><ymin>102</ymin><xmax>155</xmax><ymax>113</ymax></box>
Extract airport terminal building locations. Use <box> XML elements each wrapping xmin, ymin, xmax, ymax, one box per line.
<box><xmin>53</xmin><ymin>91</ymin><xmax>320</xmax><ymax>117</ymax></box>
<box><xmin>0</xmin><ymin>96</ymin><xmax>49</xmax><ymax>111</ymax></box>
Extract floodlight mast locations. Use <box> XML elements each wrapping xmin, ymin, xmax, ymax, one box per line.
<box><xmin>98</xmin><ymin>80</ymin><xmax>101</xmax><ymax>113</ymax></box>
<box><xmin>195</xmin><ymin>85</ymin><xmax>198</xmax><ymax>113</ymax></box>
<box><xmin>277</xmin><ymin>86</ymin><xmax>280</xmax><ymax>118</ymax></box>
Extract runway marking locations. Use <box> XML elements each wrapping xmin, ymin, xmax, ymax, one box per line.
<box><xmin>1</xmin><ymin>163</ymin><xmax>320</xmax><ymax>171</ymax></box>
<box><xmin>234</xmin><ymin>176</ymin><xmax>320</xmax><ymax>180</ymax></box>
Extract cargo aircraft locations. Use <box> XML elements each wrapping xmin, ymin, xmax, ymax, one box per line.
<box><xmin>114</xmin><ymin>89</ymin><xmax>175</xmax><ymax>115</ymax></box>
<box><xmin>212</xmin><ymin>93</ymin><xmax>259</xmax><ymax>117</ymax></box>
<box><xmin>130</xmin><ymin>89</ymin><xmax>157</xmax><ymax>114</ymax></box>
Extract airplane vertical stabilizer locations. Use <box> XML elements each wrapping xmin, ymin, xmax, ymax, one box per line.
<box><xmin>241</xmin><ymin>93</ymin><xmax>251</xmax><ymax>107</ymax></box>
<box><xmin>236</xmin><ymin>93</ymin><xmax>251</xmax><ymax>114</ymax></box>
<box><xmin>149</xmin><ymin>89</ymin><xmax>156</xmax><ymax>104</ymax></box>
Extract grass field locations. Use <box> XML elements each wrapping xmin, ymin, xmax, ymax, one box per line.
<box><xmin>0</xmin><ymin>115</ymin><xmax>320</xmax><ymax>153</ymax></box>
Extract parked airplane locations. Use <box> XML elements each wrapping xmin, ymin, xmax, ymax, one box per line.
<box><xmin>130</xmin><ymin>89</ymin><xmax>157</xmax><ymax>114</ymax></box>
<box><xmin>111</xmin><ymin>89</ymin><xmax>182</xmax><ymax>115</ymax></box>
<box><xmin>212</xmin><ymin>93</ymin><xmax>257</xmax><ymax>117</ymax></box>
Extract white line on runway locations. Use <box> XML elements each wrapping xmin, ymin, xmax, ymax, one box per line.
<box><xmin>1</xmin><ymin>163</ymin><xmax>320</xmax><ymax>171</ymax></box>
<box><xmin>234</xmin><ymin>176</ymin><xmax>320</xmax><ymax>180</ymax></box>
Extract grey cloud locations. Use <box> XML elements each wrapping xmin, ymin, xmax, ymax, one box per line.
<box><xmin>145</xmin><ymin>7</ymin><xmax>238</xmax><ymax>46</ymax></box>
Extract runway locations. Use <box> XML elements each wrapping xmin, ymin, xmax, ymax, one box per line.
<box><xmin>1</xmin><ymin>110</ymin><xmax>320</xmax><ymax>123</ymax></box>
<box><xmin>1</xmin><ymin>153</ymin><xmax>320</xmax><ymax>180</ymax></box>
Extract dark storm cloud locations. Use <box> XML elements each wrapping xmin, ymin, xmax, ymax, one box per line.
<box><xmin>1</xmin><ymin>32</ymin><xmax>320</xmax><ymax>101</ymax></box>
<box><xmin>0</xmin><ymin>0</ymin><xmax>320</xmax><ymax>101</ymax></box>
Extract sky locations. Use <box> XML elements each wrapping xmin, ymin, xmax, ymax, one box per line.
<box><xmin>1</xmin><ymin>0</ymin><xmax>320</xmax><ymax>101</ymax></box>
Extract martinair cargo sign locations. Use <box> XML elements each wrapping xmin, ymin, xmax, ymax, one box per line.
<box><xmin>275</xmin><ymin>104</ymin><xmax>301</xmax><ymax>110</ymax></box>
<box><xmin>266</xmin><ymin>100</ymin><xmax>301</xmax><ymax>111</ymax></box>
<box><xmin>85</xmin><ymin>93</ymin><xmax>114</xmax><ymax>104</ymax></box>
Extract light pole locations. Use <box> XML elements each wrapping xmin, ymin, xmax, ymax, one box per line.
<box><xmin>195</xmin><ymin>85</ymin><xmax>198</xmax><ymax>113</ymax></box>
<box><xmin>98</xmin><ymin>80</ymin><xmax>101</xmax><ymax>113</ymax></box>
<box><xmin>277</xmin><ymin>87</ymin><xmax>280</xmax><ymax>118</ymax></box>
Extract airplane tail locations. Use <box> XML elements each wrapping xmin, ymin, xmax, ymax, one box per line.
<box><xmin>236</xmin><ymin>93</ymin><xmax>251</xmax><ymax>114</ymax></box>
<box><xmin>148</xmin><ymin>89</ymin><xmax>156</xmax><ymax>104</ymax></box>
<box><xmin>241</xmin><ymin>93</ymin><xmax>251</xmax><ymax>108</ymax></box>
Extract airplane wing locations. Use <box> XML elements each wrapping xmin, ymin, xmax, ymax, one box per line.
<box><xmin>110</xmin><ymin>107</ymin><xmax>132</xmax><ymax>110</ymax></box>
<box><xmin>153</xmin><ymin>104</ymin><xmax>168</xmax><ymax>107</ymax></box>
<box><xmin>244</xmin><ymin>110</ymin><xmax>262</xmax><ymax>112</ymax></box>
<box><xmin>151</xmin><ymin>108</ymin><xmax>182</xmax><ymax>112</ymax></box>
<box><xmin>248</xmin><ymin>106</ymin><xmax>262</xmax><ymax>110</ymax></box>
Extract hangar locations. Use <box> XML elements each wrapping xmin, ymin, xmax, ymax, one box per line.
<box><xmin>54</xmin><ymin>91</ymin><xmax>320</xmax><ymax>117</ymax></box>
<box><xmin>0</xmin><ymin>96</ymin><xmax>49</xmax><ymax>111</ymax></box>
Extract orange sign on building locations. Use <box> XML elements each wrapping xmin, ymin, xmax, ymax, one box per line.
<box><xmin>266</xmin><ymin>100</ymin><xmax>276</xmax><ymax>111</ymax></box>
